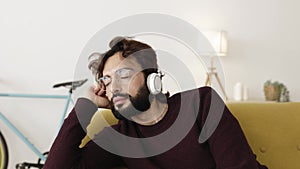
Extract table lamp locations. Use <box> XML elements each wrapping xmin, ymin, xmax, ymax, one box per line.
<box><xmin>203</xmin><ymin>30</ymin><xmax>228</xmax><ymax>100</ymax></box>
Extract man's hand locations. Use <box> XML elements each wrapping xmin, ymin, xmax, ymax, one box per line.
<box><xmin>86</xmin><ymin>83</ymin><xmax>110</xmax><ymax>108</ymax></box>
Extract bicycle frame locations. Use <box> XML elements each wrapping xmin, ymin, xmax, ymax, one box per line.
<box><xmin>0</xmin><ymin>92</ymin><xmax>73</xmax><ymax>162</ymax></box>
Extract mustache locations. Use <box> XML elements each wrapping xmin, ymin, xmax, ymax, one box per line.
<box><xmin>111</xmin><ymin>93</ymin><xmax>131</xmax><ymax>102</ymax></box>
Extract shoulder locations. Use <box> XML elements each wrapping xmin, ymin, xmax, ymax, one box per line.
<box><xmin>166</xmin><ymin>87</ymin><xmax>220</xmax><ymax>114</ymax></box>
<box><xmin>169</xmin><ymin>86</ymin><xmax>216</xmax><ymax>101</ymax></box>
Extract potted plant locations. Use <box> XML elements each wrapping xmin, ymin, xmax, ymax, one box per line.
<box><xmin>263</xmin><ymin>80</ymin><xmax>282</xmax><ymax>101</ymax></box>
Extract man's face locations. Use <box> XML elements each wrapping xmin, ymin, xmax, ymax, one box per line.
<box><xmin>102</xmin><ymin>52</ymin><xmax>152</xmax><ymax>119</ymax></box>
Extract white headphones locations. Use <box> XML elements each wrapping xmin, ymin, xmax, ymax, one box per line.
<box><xmin>147</xmin><ymin>71</ymin><xmax>163</xmax><ymax>95</ymax></box>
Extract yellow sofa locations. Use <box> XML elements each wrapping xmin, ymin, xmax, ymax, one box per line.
<box><xmin>226</xmin><ymin>102</ymin><xmax>300</xmax><ymax>169</ymax></box>
<box><xmin>81</xmin><ymin>102</ymin><xmax>300</xmax><ymax>169</ymax></box>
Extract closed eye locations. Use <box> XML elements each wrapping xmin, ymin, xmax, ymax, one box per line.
<box><xmin>116</xmin><ymin>68</ymin><xmax>134</xmax><ymax>79</ymax></box>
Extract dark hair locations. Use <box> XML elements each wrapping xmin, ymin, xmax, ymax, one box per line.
<box><xmin>96</xmin><ymin>37</ymin><xmax>169</xmax><ymax>101</ymax></box>
<box><xmin>98</xmin><ymin>38</ymin><xmax>157</xmax><ymax>76</ymax></box>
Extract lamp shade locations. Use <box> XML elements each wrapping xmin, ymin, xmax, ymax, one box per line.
<box><xmin>203</xmin><ymin>30</ymin><xmax>228</xmax><ymax>56</ymax></box>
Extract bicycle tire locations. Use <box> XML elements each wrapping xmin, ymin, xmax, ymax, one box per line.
<box><xmin>0</xmin><ymin>132</ymin><xmax>8</xmax><ymax>169</ymax></box>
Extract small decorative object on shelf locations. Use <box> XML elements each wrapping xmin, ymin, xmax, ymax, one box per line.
<box><xmin>280</xmin><ymin>85</ymin><xmax>290</xmax><ymax>102</ymax></box>
<box><xmin>263</xmin><ymin>80</ymin><xmax>290</xmax><ymax>102</ymax></box>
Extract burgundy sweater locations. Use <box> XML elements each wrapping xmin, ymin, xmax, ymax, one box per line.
<box><xmin>44</xmin><ymin>87</ymin><xmax>268</xmax><ymax>169</ymax></box>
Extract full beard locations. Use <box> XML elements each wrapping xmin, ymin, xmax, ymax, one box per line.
<box><xmin>109</xmin><ymin>84</ymin><xmax>153</xmax><ymax>120</ymax></box>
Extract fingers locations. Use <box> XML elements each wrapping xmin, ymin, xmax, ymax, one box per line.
<box><xmin>94</xmin><ymin>83</ymin><xmax>106</xmax><ymax>96</ymax></box>
<box><xmin>85</xmin><ymin>84</ymin><xmax>110</xmax><ymax>108</ymax></box>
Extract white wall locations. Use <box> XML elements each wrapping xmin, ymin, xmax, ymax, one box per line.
<box><xmin>1</xmin><ymin>0</ymin><xmax>299</xmax><ymax>168</ymax></box>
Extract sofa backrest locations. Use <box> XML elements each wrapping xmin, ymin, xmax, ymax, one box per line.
<box><xmin>226</xmin><ymin>102</ymin><xmax>300</xmax><ymax>169</ymax></box>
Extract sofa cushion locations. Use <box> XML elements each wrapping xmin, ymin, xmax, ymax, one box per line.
<box><xmin>226</xmin><ymin>102</ymin><xmax>300</xmax><ymax>169</ymax></box>
<box><xmin>79</xmin><ymin>108</ymin><xmax>118</xmax><ymax>148</ymax></box>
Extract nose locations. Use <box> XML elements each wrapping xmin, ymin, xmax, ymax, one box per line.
<box><xmin>109</xmin><ymin>78</ymin><xmax>122</xmax><ymax>94</ymax></box>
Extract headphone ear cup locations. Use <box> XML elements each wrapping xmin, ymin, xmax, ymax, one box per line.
<box><xmin>147</xmin><ymin>73</ymin><xmax>162</xmax><ymax>95</ymax></box>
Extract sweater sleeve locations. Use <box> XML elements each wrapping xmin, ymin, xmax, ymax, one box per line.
<box><xmin>198</xmin><ymin>87</ymin><xmax>268</xmax><ymax>169</ymax></box>
<box><xmin>44</xmin><ymin>98</ymin><xmax>124</xmax><ymax>169</ymax></box>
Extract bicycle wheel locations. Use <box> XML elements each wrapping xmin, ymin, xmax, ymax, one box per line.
<box><xmin>0</xmin><ymin>132</ymin><xmax>8</xmax><ymax>169</ymax></box>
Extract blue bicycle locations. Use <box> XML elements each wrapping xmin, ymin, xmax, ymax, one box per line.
<box><xmin>0</xmin><ymin>79</ymin><xmax>87</xmax><ymax>169</ymax></box>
